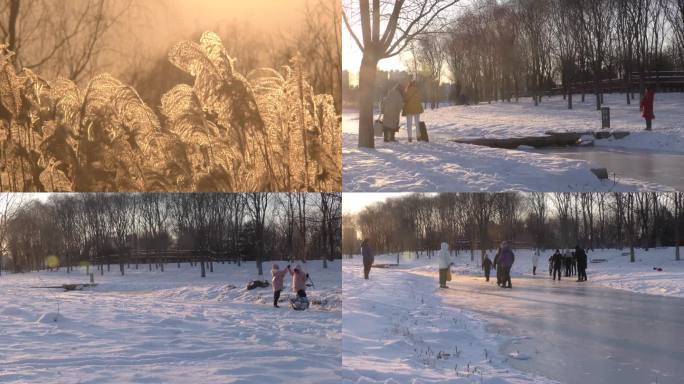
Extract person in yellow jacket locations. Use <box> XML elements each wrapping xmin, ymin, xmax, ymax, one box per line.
<box><xmin>402</xmin><ymin>80</ymin><xmax>424</xmax><ymax>142</ymax></box>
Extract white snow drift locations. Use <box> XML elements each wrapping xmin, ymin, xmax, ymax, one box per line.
<box><xmin>0</xmin><ymin>260</ymin><xmax>341</xmax><ymax>384</ymax></box>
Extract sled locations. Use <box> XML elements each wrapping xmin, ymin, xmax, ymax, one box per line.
<box><xmin>290</xmin><ymin>296</ymin><xmax>310</xmax><ymax>311</ymax></box>
<box><xmin>371</xmin><ymin>263</ymin><xmax>399</xmax><ymax>269</ymax></box>
<box><xmin>246</xmin><ymin>280</ymin><xmax>270</xmax><ymax>290</ymax></box>
<box><xmin>30</xmin><ymin>284</ymin><xmax>98</xmax><ymax>291</ymax></box>
<box><xmin>417</xmin><ymin>121</ymin><xmax>429</xmax><ymax>142</ymax></box>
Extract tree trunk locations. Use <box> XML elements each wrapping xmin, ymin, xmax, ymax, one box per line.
<box><xmin>676</xmin><ymin>194</ymin><xmax>681</xmax><ymax>261</ymax></box>
<box><xmin>8</xmin><ymin>0</ymin><xmax>20</xmax><ymax>65</ymax></box>
<box><xmin>257</xmin><ymin>228</ymin><xmax>264</xmax><ymax>276</ymax></box>
<box><xmin>358</xmin><ymin>53</ymin><xmax>379</xmax><ymax>148</ymax></box>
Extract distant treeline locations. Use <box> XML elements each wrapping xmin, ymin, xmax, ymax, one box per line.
<box><xmin>0</xmin><ymin>193</ymin><xmax>341</xmax><ymax>276</ymax></box>
<box><xmin>345</xmin><ymin>0</ymin><xmax>684</xmax><ymax>108</ymax></box>
<box><xmin>343</xmin><ymin>193</ymin><xmax>683</xmax><ymax>262</ymax></box>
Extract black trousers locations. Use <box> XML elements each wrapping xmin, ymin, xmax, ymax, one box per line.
<box><xmin>502</xmin><ymin>266</ymin><xmax>512</xmax><ymax>287</ymax></box>
<box><xmin>274</xmin><ymin>289</ymin><xmax>281</xmax><ymax>306</ymax></box>
<box><xmin>533</xmin><ymin>266</ymin><xmax>537</xmax><ymax>275</ymax></box>
<box><xmin>383</xmin><ymin>128</ymin><xmax>396</xmax><ymax>142</ymax></box>
<box><xmin>578</xmin><ymin>268</ymin><xmax>587</xmax><ymax>281</ymax></box>
<box><xmin>363</xmin><ymin>262</ymin><xmax>372</xmax><ymax>279</ymax></box>
<box><xmin>553</xmin><ymin>266</ymin><xmax>562</xmax><ymax>280</ymax></box>
<box><xmin>484</xmin><ymin>267</ymin><xmax>491</xmax><ymax>282</ymax></box>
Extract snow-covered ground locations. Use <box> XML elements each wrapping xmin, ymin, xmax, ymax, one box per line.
<box><xmin>342</xmin><ymin>257</ymin><xmax>557</xmax><ymax>383</ymax></box>
<box><xmin>343</xmin><ymin>93</ymin><xmax>684</xmax><ymax>192</ymax></box>
<box><xmin>0</xmin><ymin>260</ymin><xmax>341</xmax><ymax>384</ymax></box>
<box><xmin>389</xmin><ymin>246</ymin><xmax>684</xmax><ymax>298</ymax></box>
<box><xmin>422</xmin><ymin>93</ymin><xmax>684</xmax><ymax>153</ymax></box>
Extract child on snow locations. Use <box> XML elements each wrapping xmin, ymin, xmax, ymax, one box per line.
<box><xmin>483</xmin><ymin>253</ymin><xmax>493</xmax><ymax>282</ymax></box>
<box><xmin>271</xmin><ymin>263</ymin><xmax>289</xmax><ymax>307</ymax></box>
<box><xmin>289</xmin><ymin>264</ymin><xmax>308</xmax><ymax>298</ymax></box>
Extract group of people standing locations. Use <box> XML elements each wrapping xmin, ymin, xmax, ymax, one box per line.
<box><xmin>380</xmin><ymin>80</ymin><xmax>424</xmax><ymax>143</ymax></box>
<box><xmin>549</xmin><ymin>246</ymin><xmax>588</xmax><ymax>282</ymax></box>
<box><xmin>358</xmin><ymin>238</ymin><xmax>589</xmax><ymax>289</ymax></box>
<box><xmin>482</xmin><ymin>241</ymin><xmax>515</xmax><ymax>288</ymax></box>
<box><xmin>479</xmin><ymin>244</ymin><xmax>589</xmax><ymax>288</ymax></box>
<box><xmin>271</xmin><ymin>263</ymin><xmax>309</xmax><ymax>308</ymax></box>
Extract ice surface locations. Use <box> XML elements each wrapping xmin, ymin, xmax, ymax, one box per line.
<box><xmin>342</xmin><ymin>258</ymin><xmax>558</xmax><ymax>383</ymax></box>
<box><xmin>346</xmin><ymin>249</ymin><xmax>684</xmax><ymax>383</ymax></box>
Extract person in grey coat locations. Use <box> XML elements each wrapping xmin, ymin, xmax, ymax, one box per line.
<box><xmin>361</xmin><ymin>238</ymin><xmax>374</xmax><ymax>279</ymax></box>
<box><xmin>380</xmin><ymin>84</ymin><xmax>404</xmax><ymax>142</ymax></box>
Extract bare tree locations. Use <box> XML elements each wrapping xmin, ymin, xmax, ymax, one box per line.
<box><xmin>410</xmin><ymin>33</ymin><xmax>445</xmax><ymax>108</ymax></box>
<box><xmin>343</xmin><ymin>0</ymin><xmax>459</xmax><ymax>148</ymax></box>
<box><xmin>674</xmin><ymin>192</ymin><xmax>683</xmax><ymax>261</ymax></box>
<box><xmin>0</xmin><ymin>193</ymin><xmax>25</xmax><ymax>275</ymax></box>
<box><xmin>528</xmin><ymin>193</ymin><xmax>547</xmax><ymax>250</ymax></box>
<box><xmin>139</xmin><ymin>193</ymin><xmax>170</xmax><ymax>271</ymax></box>
<box><xmin>106</xmin><ymin>193</ymin><xmax>133</xmax><ymax>275</ymax></box>
<box><xmin>1</xmin><ymin>0</ymin><xmax>134</xmax><ymax>81</ymax></box>
<box><xmin>247</xmin><ymin>193</ymin><xmax>270</xmax><ymax>275</ymax></box>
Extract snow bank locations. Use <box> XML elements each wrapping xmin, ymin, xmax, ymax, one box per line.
<box><xmin>0</xmin><ymin>260</ymin><xmax>341</xmax><ymax>384</ymax></box>
<box><xmin>342</xmin><ymin>257</ymin><xmax>557</xmax><ymax>383</ymax></box>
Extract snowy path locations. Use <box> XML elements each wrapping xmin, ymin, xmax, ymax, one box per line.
<box><xmin>0</xmin><ymin>261</ymin><xmax>341</xmax><ymax>384</ymax></box>
<box><xmin>431</xmin><ymin>274</ymin><xmax>684</xmax><ymax>384</ymax></box>
<box><xmin>342</xmin><ymin>260</ymin><xmax>556</xmax><ymax>383</ymax></box>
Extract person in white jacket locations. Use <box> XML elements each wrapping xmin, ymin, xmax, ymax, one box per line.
<box><xmin>532</xmin><ymin>249</ymin><xmax>540</xmax><ymax>276</ymax></box>
<box><xmin>437</xmin><ymin>242</ymin><xmax>452</xmax><ymax>288</ymax></box>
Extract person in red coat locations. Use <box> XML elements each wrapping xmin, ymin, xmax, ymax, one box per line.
<box><xmin>640</xmin><ymin>86</ymin><xmax>655</xmax><ymax>131</ymax></box>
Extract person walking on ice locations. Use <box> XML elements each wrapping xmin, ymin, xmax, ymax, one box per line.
<box><xmin>438</xmin><ymin>242</ymin><xmax>452</xmax><ymax>288</ymax></box>
<box><xmin>361</xmin><ymin>238</ymin><xmax>374</xmax><ymax>280</ymax></box>
<box><xmin>402</xmin><ymin>80</ymin><xmax>423</xmax><ymax>143</ymax></box>
<box><xmin>498</xmin><ymin>242</ymin><xmax>515</xmax><ymax>289</ymax></box>
<box><xmin>532</xmin><ymin>249</ymin><xmax>540</xmax><ymax>276</ymax></box>
<box><xmin>483</xmin><ymin>252</ymin><xmax>493</xmax><ymax>282</ymax></box>
<box><xmin>493</xmin><ymin>248</ymin><xmax>502</xmax><ymax>286</ymax></box>
<box><xmin>271</xmin><ymin>263</ymin><xmax>288</xmax><ymax>308</ymax></box>
<box><xmin>551</xmin><ymin>249</ymin><xmax>563</xmax><ymax>281</ymax></box>
<box><xmin>575</xmin><ymin>245</ymin><xmax>588</xmax><ymax>282</ymax></box>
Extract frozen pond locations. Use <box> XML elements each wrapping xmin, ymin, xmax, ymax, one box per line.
<box><xmin>440</xmin><ymin>275</ymin><xmax>684</xmax><ymax>384</ymax></box>
<box><xmin>530</xmin><ymin>147</ymin><xmax>684</xmax><ymax>190</ymax></box>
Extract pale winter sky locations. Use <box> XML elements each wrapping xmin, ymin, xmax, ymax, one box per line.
<box><xmin>342</xmin><ymin>193</ymin><xmax>414</xmax><ymax>215</ymax></box>
<box><xmin>342</xmin><ymin>1</ymin><xmax>471</xmax><ymax>73</ymax></box>
<box><xmin>130</xmin><ymin>0</ymin><xmax>313</xmax><ymax>59</ymax></box>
